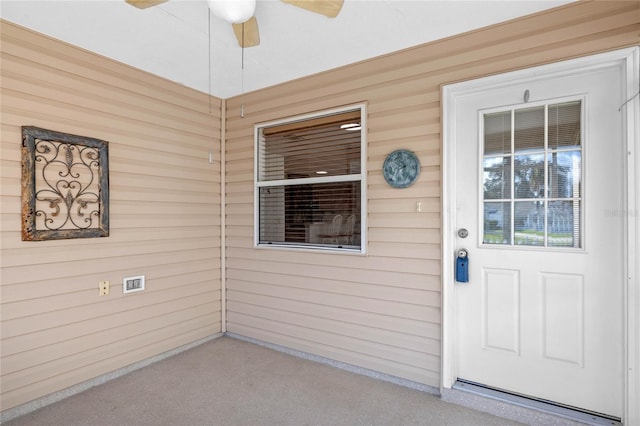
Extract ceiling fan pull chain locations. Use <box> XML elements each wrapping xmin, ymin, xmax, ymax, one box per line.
<box><xmin>241</xmin><ymin>22</ymin><xmax>245</xmax><ymax>96</ymax></box>
<box><xmin>241</xmin><ymin>22</ymin><xmax>246</xmax><ymax>117</ymax></box>
<box><xmin>208</xmin><ymin>11</ymin><xmax>212</xmax><ymax>114</ymax></box>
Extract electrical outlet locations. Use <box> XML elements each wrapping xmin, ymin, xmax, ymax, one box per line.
<box><xmin>99</xmin><ymin>280</ymin><xmax>110</xmax><ymax>296</ymax></box>
<box><xmin>123</xmin><ymin>275</ymin><xmax>145</xmax><ymax>294</ymax></box>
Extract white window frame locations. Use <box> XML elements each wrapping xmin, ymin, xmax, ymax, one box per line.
<box><xmin>253</xmin><ymin>103</ymin><xmax>367</xmax><ymax>253</ymax></box>
<box><xmin>478</xmin><ymin>97</ymin><xmax>585</xmax><ymax>250</ymax></box>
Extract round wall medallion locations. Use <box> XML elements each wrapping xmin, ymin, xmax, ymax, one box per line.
<box><xmin>382</xmin><ymin>149</ymin><xmax>420</xmax><ymax>188</ymax></box>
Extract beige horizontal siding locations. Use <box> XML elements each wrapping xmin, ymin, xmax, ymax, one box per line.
<box><xmin>224</xmin><ymin>0</ymin><xmax>639</xmax><ymax>388</ymax></box>
<box><xmin>2</xmin><ymin>324</ymin><xmax>213</xmax><ymax>410</ymax></box>
<box><xmin>228</xmin><ymin>321</ymin><xmax>440</xmax><ymax>385</ymax></box>
<box><xmin>0</xmin><ymin>20</ymin><xmax>222</xmax><ymax>411</ymax></box>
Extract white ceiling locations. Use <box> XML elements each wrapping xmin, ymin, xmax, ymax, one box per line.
<box><xmin>0</xmin><ymin>0</ymin><xmax>572</xmax><ymax>99</ymax></box>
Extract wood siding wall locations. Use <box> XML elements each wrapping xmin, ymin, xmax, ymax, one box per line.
<box><xmin>224</xmin><ymin>1</ymin><xmax>639</xmax><ymax>388</ymax></box>
<box><xmin>0</xmin><ymin>21</ymin><xmax>222</xmax><ymax>411</ymax></box>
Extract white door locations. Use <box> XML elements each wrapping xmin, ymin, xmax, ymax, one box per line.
<box><xmin>453</xmin><ymin>62</ymin><xmax>624</xmax><ymax>418</ymax></box>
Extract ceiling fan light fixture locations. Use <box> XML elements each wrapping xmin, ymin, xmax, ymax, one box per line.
<box><xmin>207</xmin><ymin>0</ymin><xmax>256</xmax><ymax>24</ymax></box>
<box><xmin>341</xmin><ymin>123</ymin><xmax>361</xmax><ymax>131</ymax></box>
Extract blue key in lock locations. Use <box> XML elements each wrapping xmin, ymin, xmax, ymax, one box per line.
<box><xmin>456</xmin><ymin>249</ymin><xmax>469</xmax><ymax>283</ymax></box>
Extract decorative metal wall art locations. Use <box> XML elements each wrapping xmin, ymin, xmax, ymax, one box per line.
<box><xmin>382</xmin><ymin>149</ymin><xmax>420</xmax><ymax>188</ymax></box>
<box><xmin>21</xmin><ymin>126</ymin><xmax>109</xmax><ymax>241</ymax></box>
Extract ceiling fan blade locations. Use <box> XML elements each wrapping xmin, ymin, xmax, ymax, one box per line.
<box><xmin>281</xmin><ymin>0</ymin><xmax>343</xmax><ymax>18</ymax></box>
<box><xmin>125</xmin><ymin>0</ymin><xmax>168</xmax><ymax>9</ymax></box>
<box><xmin>232</xmin><ymin>17</ymin><xmax>260</xmax><ymax>48</ymax></box>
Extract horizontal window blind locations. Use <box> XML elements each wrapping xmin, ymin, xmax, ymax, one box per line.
<box><xmin>256</xmin><ymin>108</ymin><xmax>363</xmax><ymax>250</ymax></box>
<box><xmin>259</xmin><ymin>114</ymin><xmax>361</xmax><ymax>182</ymax></box>
<box><xmin>482</xmin><ymin>100</ymin><xmax>582</xmax><ymax>248</ymax></box>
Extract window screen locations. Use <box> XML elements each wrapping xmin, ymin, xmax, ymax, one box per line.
<box><xmin>482</xmin><ymin>101</ymin><xmax>582</xmax><ymax>248</ymax></box>
<box><xmin>256</xmin><ymin>108</ymin><xmax>364</xmax><ymax>250</ymax></box>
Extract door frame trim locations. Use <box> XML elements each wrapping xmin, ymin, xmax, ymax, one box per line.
<box><xmin>441</xmin><ymin>47</ymin><xmax>639</xmax><ymax>424</ymax></box>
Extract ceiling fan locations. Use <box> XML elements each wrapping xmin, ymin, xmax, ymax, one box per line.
<box><xmin>125</xmin><ymin>0</ymin><xmax>344</xmax><ymax>48</ymax></box>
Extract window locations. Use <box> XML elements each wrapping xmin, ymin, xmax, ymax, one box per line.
<box><xmin>482</xmin><ymin>100</ymin><xmax>582</xmax><ymax>248</ymax></box>
<box><xmin>255</xmin><ymin>105</ymin><xmax>365</xmax><ymax>251</ymax></box>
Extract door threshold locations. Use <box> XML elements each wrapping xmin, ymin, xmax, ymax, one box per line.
<box><xmin>447</xmin><ymin>380</ymin><xmax>621</xmax><ymax>426</ymax></box>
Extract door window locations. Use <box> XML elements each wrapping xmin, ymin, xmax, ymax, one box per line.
<box><xmin>482</xmin><ymin>100</ymin><xmax>582</xmax><ymax>248</ymax></box>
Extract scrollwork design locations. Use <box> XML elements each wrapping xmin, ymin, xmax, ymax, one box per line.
<box><xmin>21</xmin><ymin>126</ymin><xmax>109</xmax><ymax>241</ymax></box>
<box><xmin>34</xmin><ymin>141</ymin><xmax>101</xmax><ymax>230</ymax></box>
